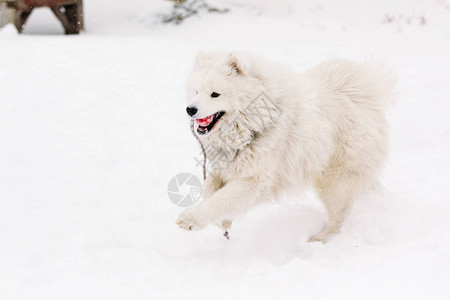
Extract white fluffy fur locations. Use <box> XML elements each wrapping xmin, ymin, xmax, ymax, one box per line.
<box><xmin>177</xmin><ymin>51</ymin><xmax>394</xmax><ymax>243</ymax></box>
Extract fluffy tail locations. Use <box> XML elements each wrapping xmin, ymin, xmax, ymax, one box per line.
<box><xmin>311</xmin><ymin>59</ymin><xmax>396</xmax><ymax>111</ymax></box>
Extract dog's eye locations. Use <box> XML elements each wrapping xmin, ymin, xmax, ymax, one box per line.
<box><xmin>211</xmin><ymin>92</ymin><xmax>221</xmax><ymax>98</ymax></box>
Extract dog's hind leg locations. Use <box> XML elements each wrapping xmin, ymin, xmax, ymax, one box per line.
<box><xmin>309</xmin><ymin>170</ymin><xmax>363</xmax><ymax>243</ymax></box>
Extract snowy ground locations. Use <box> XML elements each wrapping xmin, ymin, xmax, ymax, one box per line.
<box><xmin>1</xmin><ymin>0</ymin><xmax>450</xmax><ymax>299</ymax></box>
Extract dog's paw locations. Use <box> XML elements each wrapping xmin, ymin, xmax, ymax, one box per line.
<box><xmin>308</xmin><ymin>235</ymin><xmax>328</xmax><ymax>244</ymax></box>
<box><xmin>308</xmin><ymin>228</ymin><xmax>338</xmax><ymax>244</ymax></box>
<box><xmin>176</xmin><ymin>209</ymin><xmax>209</xmax><ymax>231</ymax></box>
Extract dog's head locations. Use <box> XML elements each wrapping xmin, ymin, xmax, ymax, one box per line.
<box><xmin>186</xmin><ymin>51</ymin><xmax>267</xmax><ymax>150</ymax></box>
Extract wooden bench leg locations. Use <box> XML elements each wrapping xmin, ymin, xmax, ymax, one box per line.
<box><xmin>64</xmin><ymin>4</ymin><xmax>79</xmax><ymax>34</ymax></box>
<box><xmin>77</xmin><ymin>0</ymin><xmax>84</xmax><ymax>30</ymax></box>
<box><xmin>14</xmin><ymin>9</ymin><xmax>33</xmax><ymax>33</ymax></box>
<box><xmin>50</xmin><ymin>5</ymin><xmax>79</xmax><ymax>34</ymax></box>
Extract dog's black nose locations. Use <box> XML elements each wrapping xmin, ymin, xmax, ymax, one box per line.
<box><xmin>186</xmin><ymin>106</ymin><xmax>198</xmax><ymax>117</ymax></box>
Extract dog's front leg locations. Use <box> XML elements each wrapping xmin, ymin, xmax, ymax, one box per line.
<box><xmin>201</xmin><ymin>174</ymin><xmax>223</xmax><ymax>199</ymax></box>
<box><xmin>176</xmin><ymin>178</ymin><xmax>259</xmax><ymax>231</ymax></box>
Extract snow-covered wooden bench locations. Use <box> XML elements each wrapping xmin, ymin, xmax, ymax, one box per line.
<box><xmin>0</xmin><ymin>0</ymin><xmax>84</xmax><ymax>34</ymax></box>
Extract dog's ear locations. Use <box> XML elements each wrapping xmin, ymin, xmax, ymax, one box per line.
<box><xmin>226</xmin><ymin>52</ymin><xmax>245</xmax><ymax>76</ymax></box>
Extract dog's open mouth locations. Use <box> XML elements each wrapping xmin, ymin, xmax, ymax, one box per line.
<box><xmin>196</xmin><ymin>111</ymin><xmax>225</xmax><ymax>135</ymax></box>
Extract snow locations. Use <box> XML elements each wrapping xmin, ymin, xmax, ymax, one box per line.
<box><xmin>1</xmin><ymin>0</ymin><xmax>450</xmax><ymax>299</ymax></box>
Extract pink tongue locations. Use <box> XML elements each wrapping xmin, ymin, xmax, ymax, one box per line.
<box><xmin>196</xmin><ymin>115</ymin><xmax>213</xmax><ymax>127</ymax></box>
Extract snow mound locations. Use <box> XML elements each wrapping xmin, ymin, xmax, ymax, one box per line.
<box><xmin>0</xmin><ymin>23</ymin><xmax>18</xmax><ymax>36</ymax></box>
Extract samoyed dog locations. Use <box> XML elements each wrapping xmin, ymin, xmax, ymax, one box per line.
<box><xmin>177</xmin><ymin>51</ymin><xmax>394</xmax><ymax>243</ymax></box>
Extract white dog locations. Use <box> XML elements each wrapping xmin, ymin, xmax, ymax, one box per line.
<box><xmin>177</xmin><ymin>51</ymin><xmax>394</xmax><ymax>243</ymax></box>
